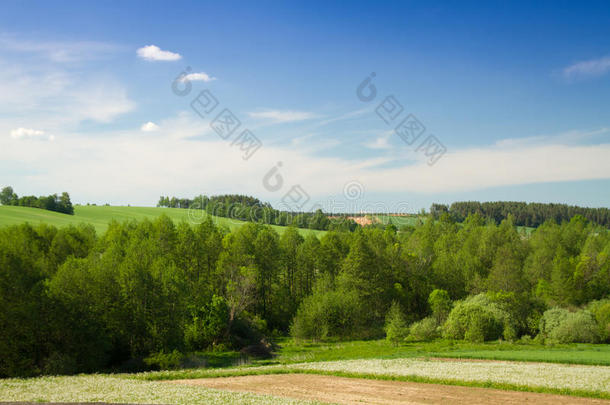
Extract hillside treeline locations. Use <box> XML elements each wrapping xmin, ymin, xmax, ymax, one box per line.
<box><xmin>157</xmin><ymin>194</ymin><xmax>357</xmax><ymax>231</ymax></box>
<box><xmin>1</xmin><ymin>214</ymin><xmax>609</xmax><ymax>377</ymax></box>
<box><xmin>431</xmin><ymin>201</ymin><xmax>610</xmax><ymax>228</ymax></box>
<box><xmin>0</xmin><ymin>186</ymin><xmax>74</xmax><ymax>215</ymax></box>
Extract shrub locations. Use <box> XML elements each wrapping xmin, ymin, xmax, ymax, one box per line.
<box><xmin>184</xmin><ymin>295</ymin><xmax>230</xmax><ymax>350</ymax></box>
<box><xmin>408</xmin><ymin>317</ymin><xmax>440</xmax><ymax>342</ymax></box>
<box><xmin>549</xmin><ymin>311</ymin><xmax>600</xmax><ymax>343</ymax></box>
<box><xmin>442</xmin><ymin>294</ymin><xmax>506</xmax><ymax>342</ymax></box>
<box><xmin>291</xmin><ymin>289</ymin><xmax>364</xmax><ymax>340</ymax></box>
<box><xmin>539</xmin><ymin>307</ymin><xmax>600</xmax><ymax>343</ymax></box>
<box><xmin>519</xmin><ymin>334</ymin><xmax>533</xmax><ymax>344</ymax></box>
<box><xmin>143</xmin><ymin>350</ymin><xmax>184</xmax><ymax>370</ymax></box>
<box><xmin>385</xmin><ymin>301</ymin><xmax>409</xmax><ymax>345</ymax></box>
<box><xmin>588</xmin><ymin>299</ymin><xmax>610</xmax><ymax>343</ymax></box>
<box><xmin>428</xmin><ymin>289</ymin><xmax>452</xmax><ymax>324</ymax></box>
<box><xmin>538</xmin><ymin>307</ymin><xmax>569</xmax><ymax>339</ymax></box>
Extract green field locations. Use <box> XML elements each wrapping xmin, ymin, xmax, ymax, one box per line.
<box><xmin>259</xmin><ymin>339</ymin><xmax>610</xmax><ymax>367</ymax></box>
<box><xmin>374</xmin><ymin>215</ymin><xmax>425</xmax><ymax>227</ymax></box>
<box><xmin>3</xmin><ymin>339</ymin><xmax>610</xmax><ymax>403</ymax></box>
<box><xmin>115</xmin><ymin>339</ymin><xmax>610</xmax><ymax>375</ymax></box>
<box><xmin>0</xmin><ymin>205</ymin><xmax>326</xmax><ymax>236</ymax></box>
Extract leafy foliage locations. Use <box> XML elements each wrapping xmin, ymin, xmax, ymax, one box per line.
<box><xmin>384</xmin><ymin>301</ymin><xmax>409</xmax><ymax>344</ymax></box>
<box><xmin>0</xmin><ymin>186</ymin><xmax>73</xmax><ymax>215</ymax></box>
<box><xmin>2</xmin><ymin>207</ymin><xmax>610</xmax><ymax>377</ymax></box>
<box><xmin>408</xmin><ymin>317</ymin><xmax>440</xmax><ymax>342</ymax></box>
<box><xmin>540</xmin><ymin>308</ymin><xmax>600</xmax><ymax>343</ymax></box>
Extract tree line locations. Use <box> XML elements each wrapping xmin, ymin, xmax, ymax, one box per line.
<box><xmin>157</xmin><ymin>194</ymin><xmax>358</xmax><ymax>231</ymax></box>
<box><xmin>431</xmin><ymin>201</ymin><xmax>610</xmax><ymax>228</ymax></box>
<box><xmin>1</xmin><ymin>213</ymin><xmax>609</xmax><ymax>377</ymax></box>
<box><xmin>0</xmin><ymin>186</ymin><xmax>74</xmax><ymax>215</ymax></box>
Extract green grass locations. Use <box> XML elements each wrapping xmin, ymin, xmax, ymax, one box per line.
<box><xmin>374</xmin><ymin>215</ymin><xmax>424</xmax><ymax>227</ymax></box>
<box><xmin>0</xmin><ymin>205</ymin><xmax>326</xmax><ymax>237</ymax></box>
<box><xmin>259</xmin><ymin>338</ymin><xmax>610</xmax><ymax>366</ymax></box>
<box><xmin>130</xmin><ymin>339</ymin><xmax>610</xmax><ymax>378</ymax></box>
<box><xmin>428</xmin><ymin>345</ymin><xmax>610</xmax><ymax>365</ymax></box>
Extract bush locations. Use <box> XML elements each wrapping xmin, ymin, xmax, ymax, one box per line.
<box><xmin>184</xmin><ymin>295</ymin><xmax>230</xmax><ymax>350</ymax></box>
<box><xmin>588</xmin><ymin>299</ymin><xmax>610</xmax><ymax>343</ymax></box>
<box><xmin>539</xmin><ymin>307</ymin><xmax>600</xmax><ymax>343</ymax></box>
<box><xmin>143</xmin><ymin>350</ymin><xmax>184</xmax><ymax>370</ymax></box>
<box><xmin>384</xmin><ymin>301</ymin><xmax>409</xmax><ymax>345</ymax></box>
<box><xmin>550</xmin><ymin>311</ymin><xmax>600</xmax><ymax>343</ymax></box>
<box><xmin>538</xmin><ymin>307</ymin><xmax>569</xmax><ymax>339</ymax></box>
<box><xmin>442</xmin><ymin>294</ymin><xmax>506</xmax><ymax>342</ymax></box>
<box><xmin>428</xmin><ymin>289</ymin><xmax>452</xmax><ymax>324</ymax></box>
<box><xmin>408</xmin><ymin>317</ymin><xmax>439</xmax><ymax>342</ymax></box>
<box><xmin>519</xmin><ymin>334</ymin><xmax>533</xmax><ymax>344</ymax></box>
<box><xmin>291</xmin><ymin>289</ymin><xmax>365</xmax><ymax>340</ymax></box>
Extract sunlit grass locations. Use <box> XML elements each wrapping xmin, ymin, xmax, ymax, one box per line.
<box><xmin>0</xmin><ymin>205</ymin><xmax>325</xmax><ymax>236</ymax></box>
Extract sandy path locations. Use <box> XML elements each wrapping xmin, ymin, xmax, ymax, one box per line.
<box><xmin>168</xmin><ymin>374</ymin><xmax>610</xmax><ymax>405</ymax></box>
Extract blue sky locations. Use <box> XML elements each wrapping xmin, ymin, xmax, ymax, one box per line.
<box><xmin>1</xmin><ymin>0</ymin><xmax>609</xmax><ymax>212</ymax></box>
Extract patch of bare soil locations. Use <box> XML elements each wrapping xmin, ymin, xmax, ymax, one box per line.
<box><xmin>168</xmin><ymin>374</ymin><xmax>609</xmax><ymax>405</ymax></box>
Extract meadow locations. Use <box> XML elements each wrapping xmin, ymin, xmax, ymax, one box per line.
<box><xmin>3</xmin><ymin>339</ymin><xmax>610</xmax><ymax>404</ymax></box>
<box><xmin>0</xmin><ymin>204</ymin><xmax>325</xmax><ymax>236</ymax></box>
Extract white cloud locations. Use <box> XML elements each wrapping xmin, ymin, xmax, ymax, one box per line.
<box><xmin>136</xmin><ymin>45</ymin><xmax>181</xmax><ymax>61</ymax></box>
<box><xmin>141</xmin><ymin>122</ymin><xmax>160</xmax><ymax>132</ymax></box>
<box><xmin>563</xmin><ymin>56</ymin><xmax>610</xmax><ymax>80</ymax></box>
<box><xmin>2</xmin><ymin>114</ymin><xmax>610</xmax><ymax>207</ymax></box>
<box><xmin>364</xmin><ymin>131</ymin><xmax>393</xmax><ymax>149</ymax></box>
<box><xmin>248</xmin><ymin>110</ymin><xmax>316</xmax><ymax>123</ymax></box>
<box><xmin>10</xmin><ymin>127</ymin><xmax>54</xmax><ymax>141</ymax></box>
<box><xmin>181</xmin><ymin>72</ymin><xmax>216</xmax><ymax>82</ymax></box>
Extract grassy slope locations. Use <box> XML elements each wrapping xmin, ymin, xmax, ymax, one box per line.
<box><xmin>0</xmin><ymin>205</ymin><xmax>326</xmax><ymax>237</ymax></box>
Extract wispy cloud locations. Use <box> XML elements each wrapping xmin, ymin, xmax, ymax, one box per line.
<box><xmin>0</xmin><ymin>34</ymin><xmax>119</xmax><ymax>63</ymax></box>
<box><xmin>140</xmin><ymin>122</ymin><xmax>159</xmax><ymax>132</ymax></box>
<box><xmin>10</xmin><ymin>127</ymin><xmax>54</xmax><ymax>141</ymax></box>
<box><xmin>180</xmin><ymin>72</ymin><xmax>216</xmax><ymax>82</ymax></box>
<box><xmin>315</xmin><ymin>107</ymin><xmax>370</xmax><ymax>127</ymax></box>
<box><xmin>248</xmin><ymin>110</ymin><xmax>316</xmax><ymax>123</ymax></box>
<box><xmin>0</xmin><ymin>63</ymin><xmax>135</xmax><ymax>125</ymax></box>
<box><xmin>4</xmin><ymin>114</ymin><xmax>609</xmax><ymax>207</ymax></box>
<box><xmin>563</xmin><ymin>56</ymin><xmax>610</xmax><ymax>80</ymax></box>
<box><xmin>136</xmin><ymin>45</ymin><xmax>181</xmax><ymax>61</ymax></box>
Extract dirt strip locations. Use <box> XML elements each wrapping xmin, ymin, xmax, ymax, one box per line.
<box><xmin>168</xmin><ymin>374</ymin><xmax>610</xmax><ymax>405</ymax></box>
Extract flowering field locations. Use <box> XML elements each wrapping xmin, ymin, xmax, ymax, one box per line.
<box><xmin>3</xmin><ymin>357</ymin><xmax>610</xmax><ymax>403</ymax></box>
<box><xmin>0</xmin><ymin>374</ymin><xmax>322</xmax><ymax>405</ymax></box>
<box><xmin>290</xmin><ymin>358</ymin><xmax>610</xmax><ymax>394</ymax></box>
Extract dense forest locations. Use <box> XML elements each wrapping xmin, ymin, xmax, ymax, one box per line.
<box><xmin>1</xmin><ymin>213</ymin><xmax>609</xmax><ymax>377</ymax></box>
<box><xmin>157</xmin><ymin>194</ymin><xmax>357</xmax><ymax>231</ymax></box>
<box><xmin>432</xmin><ymin>201</ymin><xmax>610</xmax><ymax>228</ymax></box>
<box><xmin>0</xmin><ymin>186</ymin><xmax>74</xmax><ymax>215</ymax></box>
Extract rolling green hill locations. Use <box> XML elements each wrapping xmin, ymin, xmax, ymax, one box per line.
<box><xmin>0</xmin><ymin>205</ymin><xmax>326</xmax><ymax>237</ymax></box>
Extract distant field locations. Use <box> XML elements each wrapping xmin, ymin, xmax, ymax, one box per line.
<box><xmin>375</xmin><ymin>214</ymin><xmax>535</xmax><ymax>234</ymax></box>
<box><xmin>0</xmin><ymin>205</ymin><xmax>325</xmax><ymax>237</ymax></box>
<box><xmin>374</xmin><ymin>215</ymin><xmax>425</xmax><ymax>227</ymax></box>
